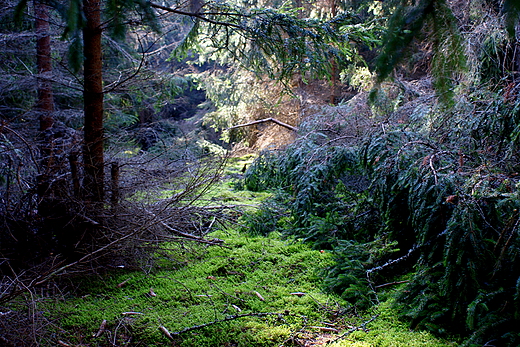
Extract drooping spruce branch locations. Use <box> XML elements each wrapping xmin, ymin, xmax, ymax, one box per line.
<box><xmin>374</xmin><ymin>0</ymin><xmax>466</xmax><ymax>106</ymax></box>
<box><xmin>152</xmin><ymin>1</ymin><xmax>380</xmax><ymax>82</ymax></box>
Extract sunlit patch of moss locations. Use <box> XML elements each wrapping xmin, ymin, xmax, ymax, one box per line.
<box><xmin>49</xmin><ymin>231</ymin><xmax>455</xmax><ymax>347</ymax></box>
<box><xmin>197</xmin><ymin>154</ymin><xmax>268</xmax><ymax>206</ymax></box>
<box><xmin>200</xmin><ymin>182</ymin><xmax>272</xmax><ymax>205</ymax></box>
<box><xmin>329</xmin><ymin>300</ymin><xmax>458</xmax><ymax>347</ymax></box>
<box><xmin>51</xmin><ymin>230</ymin><xmax>338</xmax><ymax>346</ymax></box>
<box><xmin>120</xmin><ymin>148</ymin><xmax>140</xmax><ymax>157</ymax></box>
<box><xmin>225</xmin><ymin>153</ymin><xmax>256</xmax><ymax>174</ymax></box>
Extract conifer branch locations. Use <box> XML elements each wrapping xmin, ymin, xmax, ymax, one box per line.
<box><xmin>149</xmin><ymin>2</ymin><xmax>243</xmax><ymax>29</ymax></box>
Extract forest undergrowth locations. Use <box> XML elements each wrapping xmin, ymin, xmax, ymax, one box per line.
<box><xmin>239</xmin><ymin>83</ymin><xmax>520</xmax><ymax>346</ymax></box>
<box><xmin>26</xmin><ymin>235</ymin><xmax>456</xmax><ymax>346</ymax></box>
<box><xmin>1</xmin><ymin>156</ymin><xmax>455</xmax><ymax>347</ymax></box>
<box><xmin>47</xmin><ymin>229</ymin><xmax>455</xmax><ymax>347</ymax></box>
<box><xmin>3</xmin><ymin>0</ymin><xmax>520</xmax><ymax>345</ymax></box>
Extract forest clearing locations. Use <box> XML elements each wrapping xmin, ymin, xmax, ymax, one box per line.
<box><xmin>2</xmin><ymin>0</ymin><xmax>520</xmax><ymax>345</ymax></box>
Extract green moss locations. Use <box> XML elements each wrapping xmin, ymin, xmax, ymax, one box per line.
<box><xmin>48</xmin><ymin>231</ymin><xmax>455</xmax><ymax>347</ymax></box>
<box><xmin>50</xmin><ymin>231</ymin><xmax>333</xmax><ymax>346</ymax></box>
<box><xmin>224</xmin><ymin>154</ymin><xmax>257</xmax><ymax>174</ymax></box>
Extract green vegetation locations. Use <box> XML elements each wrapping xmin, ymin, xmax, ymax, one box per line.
<box><xmin>240</xmin><ymin>98</ymin><xmax>520</xmax><ymax>345</ymax></box>
<box><xmin>197</xmin><ymin>155</ymin><xmax>271</xmax><ymax>206</ymax></box>
<box><xmin>49</xmin><ymin>228</ymin><xmax>454</xmax><ymax>346</ymax></box>
<box><xmin>3</xmin><ymin>0</ymin><xmax>520</xmax><ymax>346</ymax></box>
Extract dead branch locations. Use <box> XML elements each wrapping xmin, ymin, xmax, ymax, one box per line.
<box><xmin>1</xmin><ymin>124</ymin><xmax>40</xmax><ymax>174</ymax></box>
<box><xmin>227</xmin><ymin>118</ymin><xmax>298</xmax><ymax>132</ymax></box>
<box><xmin>309</xmin><ymin>326</ymin><xmax>339</xmax><ymax>332</ymax></box>
<box><xmin>159</xmin><ymin>325</ymin><xmax>174</xmax><ymax>340</ymax></box>
<box><xmin>374</xmin><ymin>280</ymin><xmax>409</xmax><ymax>289</ymax></box>
<box><xmin>150</xmin><ymin>2</ymin><xmax>244</xmax><ymax>29</ymax></box>
<box><xmin>327</xmin><ymin>314</ymin><xmax>379</xmax><ymax>345</ymax></box>
<box><xmin>0</xmin><ymin>142</ymin><xmax>233</xmax><ymax>310</ymax></box>
<box><xmin>253</xmin><ymin>291</ymin><xmax>265</xmax><ymax>301</ymax></box>
<box><xmin>6</xmin><ymin>226</ymin><xmax>152</xmax><ymax>298</ymax></box>
<box><xmin>165</xmin><ymin>312</ymin><xmax>300</xmax><ymax>336</ymax></box>
<box><xmin>92</xmin><ymin>319</ymin><xmax>107</xmax><ymax>338</ymax></box>
<box><xmin>144</xmin><ymin>208</ymin><xmax>226</xmax><ymax>245</ymax></box>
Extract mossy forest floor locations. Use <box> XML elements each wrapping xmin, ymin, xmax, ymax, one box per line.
<box><xmin>33</xmin><ymin>156</ymin><xmax>458</xmax><ymax>346</ymax></box>
<box><xmin>49</xmin><ymin>230</ymin><xmax>456</xmax><ymax>346</ymax></box>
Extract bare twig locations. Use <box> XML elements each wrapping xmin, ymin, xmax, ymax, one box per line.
<box><xmin>253</xmin><ymin>291</ymin><xmax>265</xmax><ymax>301</ymax></box>
<box><xmin>309</xmin><ymin>326</ymin><xmax>339</xmax><ymax>332</ymax></box>
<box><xmin>144</xmin><ymin>209</ymin><xmax>227</xmax><ymax>245</ymax></box>
<box><xmin>150</xmin><ymin>3</ymin><xmax>244</xmax><ymax>29</ymax></box>
<box><xmin>159</xmin><ymin>325</ymin><xmax>174</xmax><ymax>340</ymax></box>
<box><xmin>374</xmin><ymin>280</ymin><xmax>409</xmax><ymax>289</ymax></box>
<box><xmin>227</xmin><ymin>117</ymin><xmax>298</xmax><ymax>132</ymax></box>
<box><xmin>92</xmin><ymin>319</ymin><xmax>107</xmax><ymax>338</ymax></box>
<box><xmin>1</xmin><ymin>124</ymin><xmax>40</xmax><ymax>174</ymax></box>
<box><xmin>326</xmin><ymin>314</ymin><xmax>379</xmax><ymax>345</ymax></box>
<box><xmin>165</xmin><ymin>312</ymin><xmax>298</xmax><ymax>336</ymax></box>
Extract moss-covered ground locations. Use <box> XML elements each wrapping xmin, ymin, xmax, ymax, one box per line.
<box><xmin>50</xmin><ymin>229</ymin><xmax>456</xmax><ymax>346</ymax></box>
<box><xmin>44</xmin><ymin>155</ymin><xmax>457</xmax><ymax>346</ymax></box>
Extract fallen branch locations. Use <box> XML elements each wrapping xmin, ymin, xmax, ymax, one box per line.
<box><xmin>374</xmin><ymin>280</ymin><xmax>409</xmax><ymax>289</ymax></box>
<box><xmin>0</xmin><ymin>222</ymin><xmax>153</xmax><ymax>306</ymax></box>
<box><xmin>253</xmin><ymin>291</ymin><xmax>265</xmax><ymax>301</ymax></box>
<box><xmin>290</xmin><ymin>292</ymin><xmax>306</xmax><ymax>297</ymax></box>
<box><xmin>159</xmin><ymin>325</ymin><xmax>174</xmax><ymax>341</ymax></box>
<box><xmin>165</xmin><ymin>312</ymin><xmax>297</xmax><ymax>336</ymax></box>
<box><xmin>145</xmin><ymin>209</ymin><xmax>226</xmax><ymax>246</ymax></box>
<box><xmin>92</xmin><ymin>319</ymin><xmax>107</xmax><ymax>338</ymax></box>
<box><xmin>309</xmin><ymin>326</ymin><xmax>339</xmax><ymax>332</ymax></box>
<box><xmin>116</xmin><ymin>278</ymin><xmax>130</xmax><ymax>288</ymax></box>
<box><xmin>327</xmin><ymin>314</ymin><xmax>379</xmax><ymax>345</ymax></box>
<box><xmin>227</xmin><ymin>118</ymin><xmax>298</xmax><ymax>132</ymax></box>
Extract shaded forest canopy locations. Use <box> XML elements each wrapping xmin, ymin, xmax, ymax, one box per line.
<box><xmin>2</xmin><ymin>0</ymin><xmax>520</xmax><ymax>345</ymax></box>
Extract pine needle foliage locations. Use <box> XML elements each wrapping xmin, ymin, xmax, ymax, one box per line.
<box><xmin>503</xmin><ymin>0</ymin><xmax>520</xmax><ymax>37</ymax></box>
<box><xmin>429</xmin><ymin>0</ymin><xmax>467</xmax><ymax>107</ymax></box>
<box><xmin>360</xmin><ymin>128</ymin><xmax>520</xmax><ymax>345</ymax></box>
<box><xmin>170</xmin><ymin>2</ymin><xmax>381</xmax><ymax>82</ymax></box>
<box><xmin>375</xmin><ymin>0</ymin><xmax>435</xmax><ymax>82</ymax></box>
<box><xmin>374</xmin><ymin>0</ymin><xmax>466</xmax><ymax>107</ymax></box>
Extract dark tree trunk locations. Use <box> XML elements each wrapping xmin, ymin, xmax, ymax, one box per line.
<box><xmin>35</xmin><ymin>0</ymin><xmax>54</xmax><ymax>130</ymax></box>
<box><xmin>34</xmin><ymin>0</ymin><xmax>64</xmax><ymax>258</ymax></box>
<box><xmin>329</xmin><ymin>0</ymin><xmax>339</xmax><ymax>105</ymax></box>
<box><xmin>35</xmin><ymin>0</ymin><xmax>55</xmax><ymax>208</ymax></box>
<box><xmin>82</xmin><ymin>0</ymin><xmax>105</xmax><ymax>203</ymax></box>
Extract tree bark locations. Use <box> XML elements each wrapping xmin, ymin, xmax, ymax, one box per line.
<box><xmin>35</xmin><ymin>0</ymin><xmax>54</xmax><ymax>130</ymax></box>
<box><xmin>329</xmin><ymin>0</ymin><xmax>339</xmax><ymax>105</ymax></box>
<box><xmin>82</xmin><ymin>0</ymin><xmax>105</xmax><ymax>202</ymax></box>
<box><xmin>35</xmin><ymin>0</ymin><xmax>55</xmax><ymax>215</ymax></box>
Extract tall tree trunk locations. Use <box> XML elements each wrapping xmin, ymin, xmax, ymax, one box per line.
<box><xmin>35</xmin><ymin>0</ymin><xmax>54</xmax><ymax>130</ymax></box>
<box><xmin>35</xmin><ymin>0</ymin><xmax>55</xmax><ymax>211</ymax></box>
<box><xmin>82</xmin><ymin>0</ymin><xmax>105</xmax><ymax>203</ymax></box>
<box><xmin>329</xmin><ymin>0</ymin><xmax>339</xmax><ymax>104</ymax></box>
